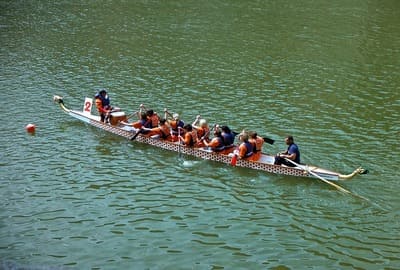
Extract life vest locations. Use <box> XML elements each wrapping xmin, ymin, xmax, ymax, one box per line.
<box><xmin>211</xmin><ymin>137</ymin><xmax>225</xmax><ymax>152</ymax></box>
<box><xmin>170</xmin><ymin>120</ymin><xmax>184</xmax><ymax>135</ymax></box>
<box><xmin>150</xmin><ymin>114</ymin><xmax>160</xmax><ymax>128</ymax></box>
<box><xmin>245</xmin><ymin>141</ymin><xmax>254</xmax><ymax>157</ymax></box>
<box><xmin>94</xmin><ymin>93</ymin><xmax>110</xmax><ymax>110</ymax></box>
<box><xmin>160</xmin><ymin>125</ymin><xmax>171</xmax><ymax>139</ymax></box>
<box><xmin>142</xmin><ymin>118</ymin><xmax>152</xmax><ymax>128</ymax></box>
<box><xmin>197</xmin><ymin>127</ymin><xmax>205</xmax><ymax>138</ymax></box>
<box><xmin>184</xmin><ymin>132</ymin><xmax>195</xmax><ymax>147</ymax></box>
<box><xmin>222</xmin><ymin>132</ymin><xmax>235</xmax><ymax>146</ymax></box>
<box><xmin>240</xmin><ymin>141</ymin><xmax>254</xmax><ymax>158</ymax></box>
<box><xmin>191</xmin><ymin>130</ymin><xmax>198</xmax><ymax>145</ymax></box>
<box><xmin>251</xmin><ymin>136</ymin><xmax>264</xmax><ymax>152</ymax></box>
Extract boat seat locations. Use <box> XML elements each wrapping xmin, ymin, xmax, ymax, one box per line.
<box><xmin>258</xmin><ymin>155</ymin><xmax>275</xmax><ymax>164</ymax></box>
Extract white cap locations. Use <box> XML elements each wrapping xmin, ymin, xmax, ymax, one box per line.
<box><xmin>173</xmin><ymin>113</ymin><xmax>179</xmax><ymax>119</ymax></box>
<box><xmin>199</xmin><ymin>119</ymin><xmax>207</xmax><ymax>126</ymax></box>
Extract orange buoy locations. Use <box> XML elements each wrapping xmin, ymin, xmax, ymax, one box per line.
<box><xmin>25</xmin><ymin>123</ymin><xmax>36</xmax><ymax>133</ymax></box>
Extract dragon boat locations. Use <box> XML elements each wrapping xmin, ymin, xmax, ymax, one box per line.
<box><xmin>53</xmin><ymin>95</ymin><xmax>367</xmax><ymax>182</ymax></box>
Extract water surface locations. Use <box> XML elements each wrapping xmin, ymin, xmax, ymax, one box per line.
<box><xmin>1</xmin><ymin>1</ymin><xmax>399</xmax><ymax>269</ymax></box>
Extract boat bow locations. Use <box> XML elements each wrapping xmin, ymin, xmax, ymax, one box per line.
<box><xmin>338</xmin><ymin>167</ymin><xmax>368</xmax><ymax>180</ymax></box>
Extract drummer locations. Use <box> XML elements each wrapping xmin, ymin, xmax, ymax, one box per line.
<box><xmin>94</xmin><ymin>89</ymin><xmax>113</xmax><ymax>123</ymax></box>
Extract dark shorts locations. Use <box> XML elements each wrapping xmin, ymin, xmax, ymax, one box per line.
<box><xmin>274</xmin><ymin>156</ymin><xmax>296</xmax><ymax>167</ymax></box>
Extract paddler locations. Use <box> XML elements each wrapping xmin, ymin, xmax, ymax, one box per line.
<box><xmin>220</xmin><ymin>125</ymin><xmax>236</xmax><ymax>148</ymax></box>
<box><xmin>178</xmin><ymin>124</ymin><xmax>197</xmax><ymax>147</ymax></box>
<box><xmin>236</xmin><ymin>132</ymin><xmax>254</xmax><ymax>159</ymax></box>
<box><xmin>202</xmin><ymin>130</ymin><xmax>225</xmax><ymax>152</ymax></box>
<box><xmin>165</xmin><ymin>109</ymin><xmax>185</xmax><ymax>142</ymax></box>
<box><xmin>145</xmin><ymin>109</ymin><xmax>160</xmax><ymax>128</ymax></box>
<box><xmin>137</xmin><ymin>104</ymin><xmax>160</xmax><ymax>128</ymax></box>
<box><xmin>120</xmin><ymin>112</ymin><xmax>150</xmax><ymax>131</ymax></box>
<box><xmin>141</xmin><ymin>119</ymin><xmax>172</xmax><ymax>140</ymax></box>
<box><xmin>248</xmin><ymin>131</ymin><xmax>264</xmax><ymax>161</ymax></box>
<box><xmin>192</xmin><ymin>116</ymin><xmax>210</xmax><ymax>147</ymax></box>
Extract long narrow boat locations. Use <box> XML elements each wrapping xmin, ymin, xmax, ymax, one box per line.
<box><xmin>53</xmin><ymin>95</ymin><xmax>367</xmax><ymax>181</ymax></box>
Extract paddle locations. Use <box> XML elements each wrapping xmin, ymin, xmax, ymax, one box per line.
<box><xmin>178</xmin><ymin>126</ymin><xmax>182</xmax><ymax>157</ymax></box>
<box><xmin>130</xmin><ymin>128</ymin><xmax>142</xmax><ymax>140</ymax></box>
<box><xmin>126</xmin><ymin>110</ymin><xmax>139</xmax><ymax>120</ymax></box>
<box><xmin>192</xmin><ymin>114</ymin><xmax>201</xmax><ymax>126</ymax></box>
<box><xmin>263</xmin><ymin>137</ymin><xmax>275</xmax><ymax>145</ymax></box>
<box><xmin>139</xmin><ymin>104</ymin><xmax>147</xmax><ymax>111</ymax></box>
<box><xmin>164</xmin><ymin>108</ymin><xmax>174</xmax><ymax>119</ymax></box>
<box><xmin>283</xmin><ymin>158</ymin><xmax>352</xmax><ymax>194</ymax></box>
<box><xmin>199</xmin><ymin>123</ymin><xmax>216</xmax><ymax>141</ymax></box>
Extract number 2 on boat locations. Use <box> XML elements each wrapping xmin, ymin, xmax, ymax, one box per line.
<box><xmin>83</xmin><ymin>98</ymin><xmax>93</xmax><ymax>115</ymax></box>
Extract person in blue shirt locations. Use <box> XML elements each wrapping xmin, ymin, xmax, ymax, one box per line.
<box><xmin>274</xmin><ymin>135</ymin><xmax>300</xmax><ymax>167</ymax></box>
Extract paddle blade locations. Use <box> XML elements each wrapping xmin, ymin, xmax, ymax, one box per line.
<box><xmin>263</xmin><ymin>137</ymin><xmax>275</xmax><ymax>145</ymax></box>
<box><xmin>230</xmin><ymin>154</ymin><xmax>238</xmax><ymax>166</ymax></box>
<box><xmin>130</xmin><ymin>129</ymin><xmax>142</xmax><ymax>140</ymax></box>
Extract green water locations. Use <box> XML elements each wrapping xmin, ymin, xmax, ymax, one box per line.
<box><xmin>1</xmin><ymin>1</ymin><xmax>399</xmax><ymax>269</ymax></box>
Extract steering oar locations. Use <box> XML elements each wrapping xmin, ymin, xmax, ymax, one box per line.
<box><xmin>284</xmin><ymin>158</ymin><xmax>352</xmax><ymax>194</ymax></box>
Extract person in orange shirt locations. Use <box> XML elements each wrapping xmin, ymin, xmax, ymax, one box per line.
<box><xmin>192</xmin><ymin>116</ymin><xmax>210</xmax><ymax>147</ymax></box>
<box><xmin>248</xmin><ymin>131</ymin><xmax>264</xmax><ymax>161</ymax></box>
<box><xmin>94</xmin><ymin>90</ymin><xmax>113</xmax><ymax>123</ymax></box>
<box><xmin>137</xmin><ymin>104</ymin><xmax>160</xmax><ymax>128</ymax></box>
<box><xmin>145</xmin><ymin>109</ymin><xmax>160</xmax><ymax>128</ymax></box>
<box><xmin>179</xmin><ymin>124</ymin><xmax>197</xmax><ymax>147</ymax></box>
<box><xmin>165</xmin><ymin>110</ymin><xmax>185</xmax><ymax>142</ymax></box>
<box><xmin>141</xmin><ymin>119</ymin><xmax>172</xmax><ymax>140</ymax></box>
<box><xmin>120</xmin><ymin>112</ymin><xmax>150</xmax><ymax>130</ymax></box>
<box><xmin>203</xmin><ymin>130</ymin><xmax>225</xmax><ymax>152</ymax></box>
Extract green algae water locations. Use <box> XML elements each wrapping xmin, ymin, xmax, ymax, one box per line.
<box><xmin>1</xmin><ymin>1</ymin><xmax>399</xmax><ymax>269</ymax></box>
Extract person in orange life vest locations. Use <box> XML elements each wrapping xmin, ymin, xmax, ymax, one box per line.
<box><xmin>120</xmin><ymin>112</ymin><xmax>151</xmax><ymax>131</ymax></box>
<box><xmin>141</xmin><ymin>119</ymin><xmax>172</xmax><ymax>140</ymax></box>
<box><xmin>202</xmin><ymin>130</ymin><xmax>225</xmax><ymax>152</ymax></box>
<box><xmin>178</xmin><ymin>124</ymin><xmax>197</xmax><ymax>147</ymax></box>
<box><xmin>166</xmin><ymin>112</ymin><xmax>185</xmax><ymax>142</ymax></box>
<box><xmin>94</xmin><ymin>89</ymin><xmax>113</xmax><ymax>122</ymax></box>
<box><xmin>145</xmin><ymin>109</ymin><xmax>160</xmax><ymax>128</ymax></box>
<box><xmin>248</xmin><ymin>131</ymin><xmax>264</xmax><ymax>161</ymax></box>
<box><xmin>192</xmin><ymin>116</ymin><xmax>210</xmax><ymax>147</ymax></box>
<box><xmin>237</xmin><ymin>132</ymin><xmax>254</xmax><ymax>159</ymax></box>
